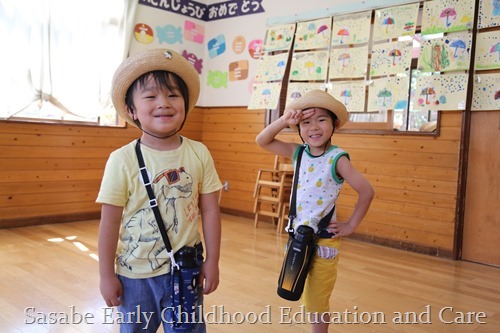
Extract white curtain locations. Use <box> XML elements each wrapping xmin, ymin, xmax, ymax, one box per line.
<box><xmin>0</xmin><ymin>0</ymin><xmax>137</xmax><ymax>125</ymax></box>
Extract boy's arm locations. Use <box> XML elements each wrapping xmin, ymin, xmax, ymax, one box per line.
<box><xmin>199</xmin><ymin>191</ymin><xmax>221</xmax><ymax>294</ymax></box>
<box><xmin>255</xmin><ymin>109</ymin><xmax>314</xmax><ymax>158</ymax></box>
<box><xmin>330</xmin><ymin>156</ymin><xmax>374</xmax><ymax>238</ymax></box>
<box><xmin>98</xmin><ymin>203</ymin><xmax>124</xmax><ymax>307</ymax></box>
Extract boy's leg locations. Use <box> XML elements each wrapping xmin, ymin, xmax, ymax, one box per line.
<box><xmin>311</xmin><ymin>313</ymin><xmax>330</xmax><ymax>333</ymax></box>
<box><xmin>302</xmin><ymin>238</ymin><xmax>340</xmax><ymax>332</ymax></box>
<box><xmin>117</xmin><ymin>275</ymin><xmax>162</xmax><ymax>333</ymax></box>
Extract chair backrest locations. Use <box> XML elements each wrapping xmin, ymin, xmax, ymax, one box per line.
<box><xmin>274</xmin><ymin>155</ymin><xmax>293</xmax><ymax>172</ymax></box>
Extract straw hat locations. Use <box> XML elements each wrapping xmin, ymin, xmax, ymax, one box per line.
<box><xmin>285</xmin><ymin>89</ymin><xmax>349</xmax><ymax>131</ymax></box>
<box><xmin>111</xmin><ymin>49</ymin><xmax>200</xmax><ymax>128</ymax></box>
<box><xmin>419</xmin><ymin>121</ymin><xmax>437</xmax><ymax>132</ymax></box>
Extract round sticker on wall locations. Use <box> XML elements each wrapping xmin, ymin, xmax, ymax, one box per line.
<box><xmin>134</xmin><ymin>23</ymin><xmax>154</xmax><ymax>44</ymax></box>
<box><xmin>248</xmin><ymin>39</ymin><xmax>264</xmax><ymax>59</ymax></box>
<box><xmin>232</xmin><ymin>36</ymin><xmax>246</xmax><ymax>54</ymax></box>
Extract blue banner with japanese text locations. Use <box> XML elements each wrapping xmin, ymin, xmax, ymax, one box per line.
<box><xmin>139</xmin><ymin>0</ymin><xmax>265</xmax><ymax>21</ymax></box>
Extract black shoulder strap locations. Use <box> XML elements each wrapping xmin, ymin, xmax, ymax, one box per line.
<box><xmin>287</xmin><ymin>145</ymin><xmax>305</xmax><ymax>234</ymax></box>
<box><xmin>135</xmin><ymin>139</ymin><xmax>179</xmax><ymax>270</ymax></box>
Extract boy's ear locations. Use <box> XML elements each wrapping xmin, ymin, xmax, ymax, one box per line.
<box><xmin>334</xmin><ymin>119</ymin><xmax>340</xmax><ymax>129</ymax></box>
<box><xmin>126</xmin><ymin>106</ymin><xmax>137</xmax><ymax>120</ymax></box>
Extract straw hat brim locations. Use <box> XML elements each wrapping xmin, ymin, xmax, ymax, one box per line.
<box><xmin>111</xmin><ymin>49</ymin><xmax>200</xmax><ymax>128</ymax></box>
<box><xmin>419</xmin><ymin>121</ymin><xmax>437</xmax><ymax>132</ymax></box>
<box><xmin>286</xmin><ymin>89</ymin><xmax>349</xmax><ymax>131</ymax></box>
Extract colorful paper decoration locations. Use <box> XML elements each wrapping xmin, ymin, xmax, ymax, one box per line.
<box><xmin>471</xmin><ymin>74</ymin><xmax>500</xmax><ymax>110</ymax></box>
<box><xmin>421</xmin><ymin>0</ymin><xmax>475</xmax><ymax>35</ymax></box>
<box><xmin>331</xmin><ymin>11</ymin><xmax>372</xmax><ymax>46</ymax></box>
<box><xmin>367</xmin><ymin>76</ymin><xmax>411</xmax><ymax>112</ymax></box>
<box><xmin>289</xmin><ymin>51</ymin><xmax>329</xmax><ymax>81</ymax></box>
<box><xmin>248</xmin><ymin>82</ymin><xmax>282</xmax><ymax>110</ymax></box>
<box><xmin>330</xmin><ymin>45</ymin><xmax>369</xmax><ymax>79</ymax></box>
<box><xmin>370</xmin><ymin>40</ymin><xmax>413</xmax><ymax>76</ymax></box>
<box><xmin>413</xmin><ymin>74</ymin><xmax>469</xmax><ymax>111</ymax></box>
<box><xmin>475</xmin><ymin>30</ymin><xmax>500</xmax><ymax>70</ymax></box>
<box><xmin>294</xmin><ymin>17</ymin><xmax>332</xmax><ymax>50</ymax></box>
<box><xmin>418</xmin><ymin>31</ymin><xmax>472</xmax><ymax>72</ymax></box>
<box><xmin>373</xmin><ymin>3</ymin><xmax>419</xmax><ymax>41</ymax></box>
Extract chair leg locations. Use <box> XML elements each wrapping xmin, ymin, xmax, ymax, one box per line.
<box><xmin>254</xmin><ymin>211</ymin><xmax>260</xmax><ymax>228</ymax></box>
<box><xmin>278</xmin><ymin>203</ymin><xmax>289</xmax><ymax>233</ymax></box>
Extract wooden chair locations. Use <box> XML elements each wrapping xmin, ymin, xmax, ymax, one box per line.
<box><xmin>253</xmin><ymin>155</ymin><xmax>294</xmax><ymax>232</ymax></box>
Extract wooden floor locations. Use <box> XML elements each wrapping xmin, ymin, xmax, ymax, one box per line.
<box><xmin>1</xmin><ymin>214</ymin><xmax>499</xmax><ymax>333</ymax></box>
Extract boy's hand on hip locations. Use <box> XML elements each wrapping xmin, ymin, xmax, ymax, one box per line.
<box><xmin>328</xmin><ymin>220</ymin><xmax>356</xmax><ymax>238</ymax></box>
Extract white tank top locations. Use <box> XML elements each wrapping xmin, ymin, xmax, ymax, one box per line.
<box><xmin>289</xmin><ymin>145</ymin><xmax>349</xmax><ymax>233</ymax></box>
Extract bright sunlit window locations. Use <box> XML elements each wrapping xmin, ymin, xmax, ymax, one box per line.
<box><xmin>0</xmin><ymin>0</ymin><xmax>135</xmax><ymax>126</ymax></box>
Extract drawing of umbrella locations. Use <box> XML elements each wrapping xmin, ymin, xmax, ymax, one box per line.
<box><xmin>290</xmin><ymin>91</ymin><xmax>301</xmax><ymax>100</ymax></box>
<box><xmin>450</xmin><ymin>40</ymin><xmax>466</xmax><ymax>58</ymax></box>
<box><xmin>394</xmin><ymin>100</ymin><xmax>407</xmax><ymax>110</ymax></box>
<box><xmin>338</xmin><ymin>53</ymin><xmax>350</xmax><ymax>67</ymax></box>
<box><xmin>420</xmin><ymin>87</ymin><xmax>436</xmax><ymax>105</ymax></box>
<box><xmin>317</xmin><ymin>25</ymin><xmax>329</xmax><ymax>35</ymax></box>
<box><xmin>389</xmin><ymin>49</ymin><xmax>402</xmax><ymax>66</ymax></box>
<box><xmin>377</xmin><ymin>88</ymin><xmax>392</xmax><ymax>107</ymax></box>
<box><xmin>382</xmin><ymin>17</ymin><xmax>395</xmax><ymax>33</ymax></box>
<box><xmin>337</xmin><ymin>29</ymin><xmax>349</xmax><ymax>44</ymax></box>
<box><xmin>440</xmin><ymin>7</ymin><xmax>457</xmax><ymax>27</ymax></box>
<box><xmin>460</xmin><ymin>15</ymin><xmax>472</xmax><ymax>28</ymax></box>
<box><xmin>305</xmin><ymin>61</ymin><xmax>315</xmax><ymax>74</ymax></box>
<box><xmin>340</xmin><ymin>90</ymin><xmax>352</xmax><ymax>105</ymax></box>
<box><xmin>404</xmin><ymin>22</ymin><xmax>415</xmax><ymax>31</ymax></box>
<box><xmin>490</xmin><ymin>42</ymin><xmax>500</xmax><ymax>60</ymax></box>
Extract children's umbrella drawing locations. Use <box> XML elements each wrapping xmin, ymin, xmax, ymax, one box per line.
<box><xmin>389</xmin><ymin>49</ymin><xmax>402</xmax><ymax>65</ymax></box>
<box><xmin>404</xmin><ymin>22</ymin><xmax>415</xmax><ymax>31</ymax></box>
<box><xmin>460</xmin><ymin>15</ymin><xmax>472</xmax><ymax>28</ymax></box>
<box><xmin>338</xmin><ymin>53</ymin><xmax>351</xmax><ymax>67</ymax></box>
<box><xmin>420</xmin><ymin>87</ymin><xmax>436</xmax><ymax>104</ymax></box>
<box><xmin>318</xmin><ymin>25</ymin><xmax>329</xmax><ymax>35</ymax></box>
<box><xmin>394</xmin><ymin>100</ymin><xmax>408</xmax><ymax>110</ymax></box>
<box><xmin>382</xmin><ymin>17</ymin><xmax>395</xmax><ymax>33</ymax></box>
<box><xmin>340</xmin><ymin>90</ymin><xmax>352</xmax><ymax>105</ymax></box>
<box><xmin>290</xmin><ymin>91</ymin><xmax>302</xmax><ymax>100</ymax></box>
<box><xmin>491</xmin><ymin>42</ymin><xmax>500</xmax><ymax>61</ymax></box>
<box><xmin>450</xmin><ymin>40</ymin><xmax>466</xmax><ymax>58</ymax></box>
<box><xmin>440</xmin><ymin>7</ymin><xmax>457</xmax><ymax>27</ymax></box>
<box><xmin>305</xmin><ymin>61</ymin><xmax>315</xmax><ymax>74</ymax></box>
<box><xmin>377</xmin><ymin>88</ymin><xmax>392</xmax><ymax>107</ymax></box>
<box><xmin>337</xmin><ymin>29</ymin><xmax>349</xmax><ymax>44</ymax></box>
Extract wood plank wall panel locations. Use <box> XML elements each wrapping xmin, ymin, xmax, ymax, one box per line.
<box><xmin>0</xmin><ymin>108</ymin><xmax>203</xmax><ymax>227</ymax></box>
<box><xmin>202</xmin><ymin>107</ymin><xmax>268</xmax><ymax>213</ymax></box>
<box><xmin>0</xmin><ymin>106</ymin><xmax>463</xmax><ymax>257</ymax></box>
<box><xmin>202</xmin><ymin>107</ymin><xmax>463</xmax><ymax>256</ymax></box>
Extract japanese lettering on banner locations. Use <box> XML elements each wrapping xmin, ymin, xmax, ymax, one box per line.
<box><xmin>139</xmin><ymin>0</ymin><xmax>265</xmax><ymax>21</ymax></box>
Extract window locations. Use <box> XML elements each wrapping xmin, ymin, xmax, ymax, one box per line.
<box><xmin>0</xmin><ymin>0</ymin><xmax>136</xmax><ymax>126</ymax></box>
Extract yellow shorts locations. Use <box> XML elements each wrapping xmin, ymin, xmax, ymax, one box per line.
<box><xmin>301</xmin><ymin>237</ymin><xmax>341</xmax><ymax>313</ymax></box>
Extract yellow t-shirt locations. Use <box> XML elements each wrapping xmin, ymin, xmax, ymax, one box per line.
<box><xmin>96</xmin><ymin>137</ymin><xmax>222</xmax><ymax>278</ymax></box>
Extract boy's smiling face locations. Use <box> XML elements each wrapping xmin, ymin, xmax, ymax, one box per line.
<box><xmin>299</xmin><ymin>107</ymin><xmax>336</xmax><ymax>153</ymax></box>
<box><xmin>127</xmin><ymin>74</ymin><xmax>186</xmax><ymax>139</ymax></box>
